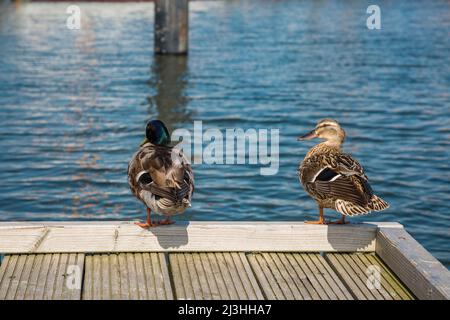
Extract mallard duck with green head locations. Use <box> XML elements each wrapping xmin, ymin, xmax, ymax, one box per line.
<box><xmin>128</xmin><ymin>120</ymin><xmax>194</xmax><ymax>228</ymax></box>
<box><xmin>298</xmin><ymin>119</ymin><xmax>389</xmax><ymax>224</ymax></box>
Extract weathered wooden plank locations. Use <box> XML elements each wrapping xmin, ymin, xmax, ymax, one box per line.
<box><xmin>69</xmin><ymin>253</ymin><xmax>85</xmax><ymax>300</ymax></box>
<box><xmin>248</xmin><ymin>252</ymin><xmax>350</xmax><ymax>300</ymax></box>
<box><xmin>159</xmin><ymin>253</ymin><xmax>174</xmax><ymax>299</ymax></box>
<box><xmin>247</xmin><ymin>253</ymin><xmax>276</xmax><ymax>299</ymax></box>
<box><xmin>191</xmin><ymin>253</ymin><xmax>213</xmax><ymax>299</ymax></box>
<box><xmin>126</xmin><ymin>253</ymin><xmax>139</xmax><ymax>299</ymax></box>
<box><xmin>277</xmin><ymin>253</ymin><xmax>312</xmax><ymax>299</ymax></box>
<box><xmin>42</xmin><ymin>254</ymin><xmax>60</xmax><ymax>300</ymax></box>
<box><xmin>261</xmin><ymin>253</ymin><xmax>295</xmax><ymax>299</ymax></box>
<box><xmin>14</xmin><ymin>255</ymin><xmax>35</xmax><ymax>300</ymax></box>
<box><xmin>376</xmin><ymin>227</ymin><xmax>450</xmax><ymax>300</ymax></box>
<box><xmin>153</xmin><ymin>253</ymin><xmax>173</xmax><ymax>299</ymax></box>
<box><xmin>184</xmin><ymin>253</ymin><xmax>203</xmax><ymax>299</ymax></box>
<box><xmin>265</xmin><ymin>253</ymin><xmax>301</xmax><ymax>299</ymax></box>
<box><xmin>118</xmin><ymin>253</ymin><xmax>130</xmax><ymax>299</ymax></box>
<box><xmin>114</xmin><ymin>221</ymin><xmax>376</xmax><ymax>252</ymax></box>
<box><xmin>198</xmin><ymin>253</ymin><xmax>221</xmax><ymax>299</ymax></box>
<box><xmin>306</xmin><ymin>253</ymin><xmax>353</xmax><ymax>300</ymax></box>
<box><xmin>24</xmin><ymin>254</ymin><xmax>44</xmax><ymax>299</ymax></box>
<box><xmin>223</xmin><ymin>252</ymin><xmax>252</xmax><ymax>299</ymax></box>
<box><xmin>93</xmin><ymin>255</ymin><xmax>103</xmax><ymax>299</ymax></box>
<box><xmin>38</xmin><ymin>225</ymin><xmax>119</xmax><ymax>253</ymax></box>
<box><xmin>234</xmin><ymin>253</ymin><xmax>265</xmax><ymax>300</ymax></box>
<box><xmin>369</xmin><ymin>254</ymin><xmax>414</xmax><ymax>300</ymax></box>
<box><xmin>215</xmin><ymin>253</ymin><xmax>239</xmax><ymax>299</ymax></box>
<box><xmin>82</xmin><ymin>253</ymin><xmax>172</xmax><ymax>300</ymax></box>
<box><xmin>134</xmin><ymin>253</ymin><xmax>148</xmax><ymax>300</ymax></box>
<box><xmin>83</xmin><ymin>254</ymin><xmax>110</xmax><ymax>300</ymax></box>
<box><xmin>34</xmin><ymin>254</ymin><xmax>52</xmax><ymax>299</ymax></box>
<box><xmin>100</xmin><ymin>254</ymin><xmax>111</xmax><ymax>299</ymax></box>
<box><xmin>0</xmin><ymin>254</ymin><xmax>83</xmax><ymax>300</ymax></box>
<box><xmin>0</xmin><ymin>221</ymin><xmax>392</xmax><ymax>253</ymax></box>
<box><xmin>172</xmin><ymin>253</ymin><xmax>195</xmax><ymax>299</ymax></box>
<box><xmin>149</xmin><ymin>253</ymin><xmax>173</xmax><ymax>299</ymax></box>
<box><xmin>325</xmin><ymin>253</ymin><xmax>375</xmax><ymax>299</ymax></box>
<box><xmin>0</xmin><ymin>255</ymin><xmax>10</xmax><ymax>285</ymax></box>
<box><xmin>358</xmin><ymin>253</ymin><xmax>412</xmax><ymax>300</ymax></box>
<box><xmin>351</xmin><ymin>253</ymin><xmax>392</xmax><ymax>300</ymax></box>
<box><xmin>311</xmin><ymin>253</ymin><xmax>353</xmax><ymax>300</ymax></box>
<box><xmin>169</xmin><ymin>253</ymin><xmax>188</xmax><ymax>299</ymax></box>
<box><xmin>0</xmin><ymin>255</ymin><xmax>18</xmax><ymax>299</ymax></box>
<box><xmin>52</xmin><ymin>253</ymin><xmax>68</xmax><ymax>300</ymax></box>
<box><xmin>82</xmin><ymin>255</ymin><xmax>93</xmax><ymax>300</ymax></box>
<box><xmin>5</xmin><ymin>254</ymin><xmax>26</xmax><ymax>299</ymax></box>
<box><xmin>0</xmin><ymin>227</ymin><xmax>49</xmax><ymax>253</ymax></box>
<box><xmin>283</xmin><ymin>253</ymin><xmax>319</xmax><ymax>299</ymax></box>
<box><xmin>151</xmin><ymin>254</ymin><xmax>164</xmax><ymax>300</ymax></box>
<box><xmin>205</xmin><ymin>252</ymin><xmax>230</xmax><ymax>299</ymax></box>
<box><xmin>301</xmin><ymin>254</ymin><xmax>340</xmax><ymax>299</ymax></box>
<box><xmin>341</xmin><ymin>254</ymin><xmax>385</xmax><ymax>300</ymax></box>
<box><xmin>325</xmin><ymin>253</ymin><xmax>413</xmax><ymax>300</ymax></box>
<box><xmin>64</xmin><ymin>253</ymin><xmax>84</xmax><ymax>300</ymax></box>
<box><xmin>109</xmin><ymin>254</ymin><xmax>121</xmax><ymax>300</ymax></box>
<box><xmin>170</xmin><ymin>253</ymin><xmax>263</xmax><ymax>300</ymax></box>
<box><xmin>291</xmin><ymin>254</ymin><xmax>329</xmax><ymax>300</ymax></box>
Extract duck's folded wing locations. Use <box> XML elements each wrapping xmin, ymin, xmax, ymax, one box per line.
<box><xmin>327</xmin><ymin>153</ymin><xmax>367</xmax><ymax>178</ymax></box>
<box><xmin>166</xmin><ymin>151</ymin><xmax>194</xmax><ymax>201</ymax></box>
<box><xmin>309</xmin><ymin>153</ymin><xmax>373</xmax><ymax>207</ymax></box>
<box><xmin>138</xmin><ymin>145</ymin><xmax>194</xmax><ymax>202</ymax></box>
<box><xmin>140</xmin><ymin>182</ymin><xmax>190</xmax><ymax>203</ymax></box>
<box><xmin>313</xmin><ymin>174</ymin><xmax>371</xmax><ymax>207</ymax></box>
<box><xmin>140</xmin><ymin>145</ymin><xmax>171</xmax><ymax>186</ymax></box>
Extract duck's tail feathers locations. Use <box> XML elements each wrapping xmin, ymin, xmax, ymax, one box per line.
<box><xmin>335</xmin><ymin>199</ymin><xmax>371</xmax><ymax>216</ymax></box>
<box><xmin>368</xmin><ymin>195</ymin><xmax>389</xmax><ymax>211</ymax></box>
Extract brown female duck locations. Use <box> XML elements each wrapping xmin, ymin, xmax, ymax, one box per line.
<box><xmin>298</xmin><ymin>119</ymin><xmax>389</xmax><ymax>224</ymax></box>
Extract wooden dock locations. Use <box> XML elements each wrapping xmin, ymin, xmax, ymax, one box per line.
<box><xmin>0</xmin><ymin>221</ymin><xmax>449</xmax><ymax>300</ymax></box>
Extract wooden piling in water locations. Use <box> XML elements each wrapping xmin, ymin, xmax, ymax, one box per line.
<box><xmin>154</xmin><ymin>0</ymin><xmax>189</xmax><ymax>55</ymax></box>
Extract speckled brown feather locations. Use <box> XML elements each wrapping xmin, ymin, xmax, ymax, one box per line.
<box><xmin>299</xmin><ymin>142</ymin><xmax>388</xmax><ymax>216</ymax></box>
<box><xmin>128</xmin><ymin>142</ymin><xmax>194</xmax><ymax>212</ymax></box>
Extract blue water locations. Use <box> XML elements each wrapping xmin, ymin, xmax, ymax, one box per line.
<box><xmin>0</xmin><ymin>1</ymin><xmax>449</xmax><ymax>268</ymax></box>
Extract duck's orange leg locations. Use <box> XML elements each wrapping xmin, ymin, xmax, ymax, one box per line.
<box><xmin>135</xmin><ymin>207</ymin><xmax>156</xmax><ymax>229</ymax></box>
<box><xmin>305</xmin><ymin>205</ymin><xmax>328</xmax><ymax>224</ymax></box>
<box><xmin>135</xmin><ymin>209</ymin><xmax>175</xmax><ymax>228</ymax></box>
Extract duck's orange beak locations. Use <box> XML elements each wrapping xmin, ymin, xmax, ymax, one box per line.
<box><xmin>297</xmin><ymin>129</ymin><xmax>317</xmax><ymax>141</ymax></box>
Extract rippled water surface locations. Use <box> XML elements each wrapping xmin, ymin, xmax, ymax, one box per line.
<box><xmin>0</xmin><ymin>1</ymin><xmax>449</xmax><ymax>267</ymax></box>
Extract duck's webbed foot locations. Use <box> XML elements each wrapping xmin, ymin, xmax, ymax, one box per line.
<box><xmin>328</xmin><ymin>216</ymin><xmax>349</xmax><ymax>225</ymax></box>
<box><xmin>135</xmin><ymin>211</ymin><xmax>175</xmax><ymax>228</ymax></box>
<box><xmin>134</xmin><ymin>221</ymin><xmax>158</xmax><ymax>229</ymax></box>
<box><xmin>134</xmin><ymin>207</ymin><xmax>160</xmax><ymax>229</ymax></box>
<box><xmin>305</xmin><ymin>205</ymin><xmax>329</xmax><ymax>224</ymax></box>
<box><xmin>304</xmin><ymin>218</ymin><xmax>329</xmax><ymax>225</ymax></box>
